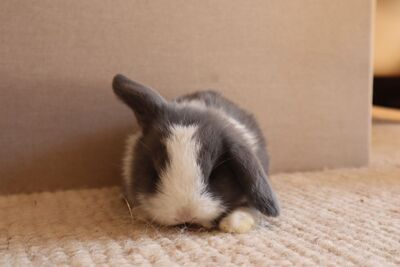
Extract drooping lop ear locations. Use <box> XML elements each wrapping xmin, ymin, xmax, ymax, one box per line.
<box><xmin>226</xmin><ymin>137</ymin><xmax>280</xmax><ymax>217</ymax></box>
<box><xmin>112</xmin><ymin>74</ymin><xmax>167</xmax><ymax>127</ymax></box>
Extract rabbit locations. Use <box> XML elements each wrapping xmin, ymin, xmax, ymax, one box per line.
<box><xmin>112</xmin><ymin>74</ymin><xmax>280</xmax><ymax>233</ymax></box>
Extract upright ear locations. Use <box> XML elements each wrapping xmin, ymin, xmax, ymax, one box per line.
<box><xmin>112</xmin><ymin>74</ymin><xmax>167</xmax><ymax>127</ymax></box>
<box><xmin>226</xmin><ymin>138</ymin><xmax>280</xmax><ymax>217</ymax></box>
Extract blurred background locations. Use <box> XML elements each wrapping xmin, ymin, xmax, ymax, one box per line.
<box><xmin>373</xmin><ymin>0</ymin><xmax>400</xmax><ymax>121</ymax></box>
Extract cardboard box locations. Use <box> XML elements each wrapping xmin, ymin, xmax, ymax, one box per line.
<box><xmin>0</xmin><ymin>1</ymin><xmax>373</xmax><ymax>194</ymax></box>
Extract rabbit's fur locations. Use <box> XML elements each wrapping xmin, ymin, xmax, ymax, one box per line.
<box><xmin>113</xmin><ymin>74</ymin><xmax>279</xmax><ymax>233</ymax></box>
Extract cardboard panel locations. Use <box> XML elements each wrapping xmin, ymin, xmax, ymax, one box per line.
<box><xmin>0</xmin><ymin>0</ymin><xmax>373</xmax><ymax>194</ymax></box>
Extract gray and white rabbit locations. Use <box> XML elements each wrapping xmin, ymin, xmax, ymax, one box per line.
<box><xmin>113</xmin><ymin>74</ymin><xmax>279</xmax><ymax>233</ymax></box>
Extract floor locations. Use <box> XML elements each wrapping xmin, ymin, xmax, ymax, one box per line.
<box><xmin>1</xmin><ymin>123</ymin><xmax>399</xmax><ymax>266</ymax></box>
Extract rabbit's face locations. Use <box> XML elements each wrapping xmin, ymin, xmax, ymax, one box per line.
<box><xmin>134</xmin><ymin>123</ymin><xmax>224</xmax><ymax>227</ymax></box>
<box><xmin>128</xmin><ymin>113</ymin><xmax>246</xmax><ymax>228</ymax></box>
<box><xmin>113</xmin><ymin>74</ymin><xmax>279</xmax><ymax>228</ymax></box>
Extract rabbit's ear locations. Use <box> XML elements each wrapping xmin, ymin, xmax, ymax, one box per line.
<box><xmin>226</xmin><ymin>137</ymin><xmax>280</xmax><ymax>217</ymax></box>
<box><xmin>112</xmin><ymin>74</ymin><xmax>167</xmax><ymax>127</ymax></box>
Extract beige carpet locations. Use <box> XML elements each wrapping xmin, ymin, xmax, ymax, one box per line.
<box><xmin>1</xmin><ymin>123</ymin><xmax>399</xmax><ymax>266</ymax></box>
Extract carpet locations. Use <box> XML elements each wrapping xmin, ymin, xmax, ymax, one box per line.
<box><xmin>1</xmin><ymin>123</ymin><xmax>399</xmax><ymax>266</ymax></box>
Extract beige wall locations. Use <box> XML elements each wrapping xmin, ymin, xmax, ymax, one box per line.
<box><xmin>375</xmin><ymin>0</ymin><xmax>400</xmax><ymax>76</ymax></box>
<box><xmin>0</xmin><ymin>1</ymin><xmax>373</xmax><ymax>194</ymax></box>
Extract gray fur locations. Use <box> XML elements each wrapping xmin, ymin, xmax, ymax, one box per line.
<box><xmin>112</xmin><ymin>74</ymin><xmax>280</xmax><ymax>224</ymax></box>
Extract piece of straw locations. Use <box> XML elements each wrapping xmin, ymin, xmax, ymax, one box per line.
<box><xmin>122</xmin><ymin>196</ymin><xmax>134</xmax><ymax>224</ymax></box>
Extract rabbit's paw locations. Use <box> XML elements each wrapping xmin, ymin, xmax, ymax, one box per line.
<box><xmin>219</xmin><ymin>209</ymin><xmax>255</xmax><ymax>234</ymax></box>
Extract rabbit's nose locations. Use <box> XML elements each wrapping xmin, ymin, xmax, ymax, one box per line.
<box><xmin>175</xmin><ymin>208</ymin><xmax>193</xmax><ymax>223</ymax></box>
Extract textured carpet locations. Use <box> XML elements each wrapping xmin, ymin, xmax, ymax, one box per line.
<box><xmin>1</xmin><ymin>123</ymin><xmax>399</xmax><ymax>266</ymax></box>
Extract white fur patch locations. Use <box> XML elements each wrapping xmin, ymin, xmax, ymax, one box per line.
<box><xmin>224</xmin><ymin>116</ymin><xmax>258</xmax><ymax>151</ymax></box>
<box><xmin>219</xmin><ymin>207</ymin><xmax>256</xmax><ymax>233</ymax></box>
<box><xmin>177</xmin><ymin>99</ymin><xmax>259</xmax><ymax>151</ymax></box>
<box><xmin>139</xmin><ymin>124</ymin><xmax>224</xmax><ymax>227</ymax></box>
<box><xmin>122</xmin><ymin>132</ymin><xmax>142</xmax><ymax>189</ymax></box>
<box><xmin>176</xmin><ymin>100</ymin><xmax>207</xmax><ymax>110</ymax></box>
